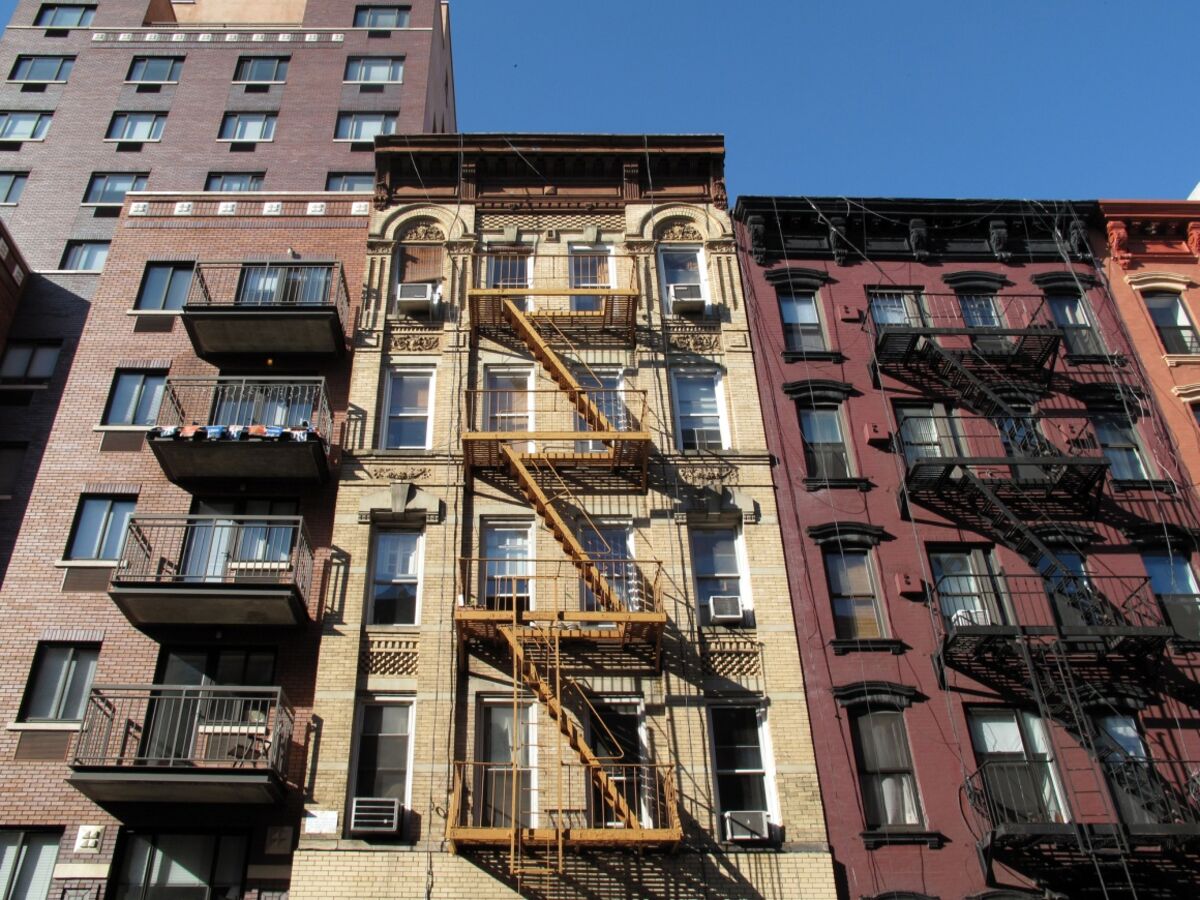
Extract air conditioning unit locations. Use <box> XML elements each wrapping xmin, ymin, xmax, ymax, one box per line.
<box><xmin>949</xmin><ymin>608</ymin><xmax>990</xmax><ymax>629</ymax></box>
<box><xmin>395</xmin><ymin>282</ymin><xmax>435</xmax><ymax>314</ymax></box>
<box><xmin>708</xmin><ymin>595</ymin><xmax>745</xmax><ymax>624</ymax></box>
<box><xmin>668</xmin><ymin>282</ymin><xmax>705</xmax><ymax>313</ymax></box>
<box><xmin>724</xmin><ymin>809</ymin><xmax>770</xmax><ymax>842</ymax></box>
<box><xmin>350</xmin><ymin>797</ymin><xmax>402</xmax><ymax>834</ymax></box>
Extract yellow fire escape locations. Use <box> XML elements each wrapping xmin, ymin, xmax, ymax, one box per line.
<box><xmin>448</xmin><ymin>252</ymin><xmax>680</xmax><ymax>879</ymax></box>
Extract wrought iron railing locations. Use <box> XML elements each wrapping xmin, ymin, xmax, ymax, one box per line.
<box><xmin>73</xmin><ymin>684</ymin><xmax>294</xmax><ymax>779</ymax></box>
<box><xmin>186</xmin><ymin>261</ymin><xmax>349</xmax><ymax>323</ymax></box>
<box><xmin>1159</xmin><ymin>594</ymin><xmax>1200</xmax><ymax>643</ymax></box>
<box><xmin>966</xmin><ymin>760</ymin><xmax>1068</xmax><ymax>831</ymax></box>
<box><xmin>459</xmin><ymin>556</ymin><xmax>664</xmax><ymax>617</ymax></box>
<box><xmin>894</xmin><ymin>415</ymin><xmax>1103</xmax><ymax>468</ymax></box>
<box><xmin>867</xmin><ymin>291</ymin><xmax>1058</xmax><ymax>335</ymax></box>
<box><xmin>1100</xmin><ymin>755</ymin><xmax>1200</xmax><ymax>829</ymax></box>
<box><xmin>155</xmin><ymin>377</ymin><xmax>333</xmax><ymax>439</ymax></box>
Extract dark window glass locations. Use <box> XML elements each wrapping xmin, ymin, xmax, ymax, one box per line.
<box><xmin>711</xmin><ymin>707</ymin><xmax>769</xmax><ymax>815</ymax></box>
<box><xmin>1145</xmin><ymin>292</ymin><xmax>1200</xmax><ymax>354</ymax></box>
<box><xmin>780</xmin><ymin>292</ymin><xmax>825</xmax><ymax>352</ymax></box>
<box><xmin>0</xmin><ymin>442</ymin><xmax>26</xmax><ymax>495</ymax></box>
<box><xmin>61</xmin><ymin>240</ymin><xmax>109</xmax><ymax>270</ymax></box>
<box><xmin>0</xmin><ymin>342</ymin><xmax>59</xmax><ymax>384</ymax></box>
<box><xmin>11</xmin><ymin>55</ymin><xmax>74</xmax><ymax>82</ymax></box>
<box><xmin>21</xmin><ymin>644</ymin><xmax>98</xmax><ymax>721</ymax></box>
<box><xmin>799</xmin><ymin>408</ymin><xmax>850</xmax><ymax>479</ymax></box>
<box><xmin>114</xmin><ymin>834</ymin><xmax>245</xmax><ymax>900</ymax></box>
<box><xmin>34</xmin><ymin>4</ymin><xmax>95</xmax><ymax>26</ymax></box>
<box><xmin>0</xmin><ymin>172</ymin><xmax>28</xmax><ymax>203</ymax></box>
<box><xmin>104</xmin><ymin>371</ymin><xmax>165</xmax><ymax>425</ymax></box>
<box><xmin>127</xmin><ymin>56</ymin><xmax>183</xmax><ymax>83</ymax></box>
<box><xmin>370</xmin><ymin>531</ymin><xmax>420</xmax><ymax>624</ymax></box>
<box><xmin>853</xmin><ymin>711</ymin><xmax>923</xmax><ymax>828</ymax></box>
<box><xmin>0</xmin><ymin>831</ymin><xmax>60</xmax><ymax>899</ymax></box>
<box><xmin>106</xmin><ymin>113</ymin><xmax>165</xmax><ymax>141</ymax></box>
<box><xmin>234</xmin><ymin>56</ymin><xmax>288</xmax><ymax>83</ymax></box>
<box><xmin>824</xmin><ymin>549</ymin><xmax>884</xmax><ymax>639</ymax></box>
<box><xmin>204</xmin><ymin>172</ymin><xmax>264</xmax><ymax>192</ymax></box>
<box><xmin>67</xmin><ymin>496</ymin><xmax>135</xmax><ymax>560</ymax></box>
<box><xmin>353</xmin><ymin>5</ymin><xmax>410</xmax><ymax>27</ymax></box>
<box><xmin>84</xmin><ymin>173</ymin><xmax>148</xmax><ymax>204</ymax></box>
<box><xmin>326</xmin><ymin>172</ymin><xmax>375</xmax><ymax>191</ymax></box>
<box><xmin>1092</xmin><ymin>414</ymin><xmax>1151</xmax><ymax>480</ymax></box>
<box><xmin>135</xmin><ymin>263</ymin><xmax>194</xmax><ymax>311</ymax></box>
<box><xmin>355</xmin><ymin>704</ymin><xmax>411</xmax><ymax>799</ymax></box>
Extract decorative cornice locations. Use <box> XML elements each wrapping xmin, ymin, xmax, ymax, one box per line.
<box><xmin>806</xmin><ymin>521</ymin><xmax>887</xmax><ymax>548</ymax></box>
<box><xmin>1124</xmin><ymin>270</ymin><xmax>1194</xmax><ymax>292</ymax></box>
<box><xmin>783</xmin><ymin>379</ymin><xmax>856</xmax><ymax>406</ymax></box>
<box><xmin>940</xmin><ymin>270</ymin><xmax>1012</xmax><ymax>291</ymax></box>
<box><xmin>1030</xmin><ymin>270</ymin><xmax>1098</xmax><ymax>291</ymax></box>
<box><xmin>764</xmin><ymin>266</ymin><xmax>834</xmax><ymax>290</ymax></box>
<box><xmin>832</xmin><ymin>681</ymin><xmax>918</xmax><ymax>710</ymax></box>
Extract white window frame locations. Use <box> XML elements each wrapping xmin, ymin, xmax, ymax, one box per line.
<box><xmin>657</xmin><ymin>243</ymin><xmax>710</xmax><ymax>312</ymax></box>
<box><xmin>690</xmin><ymin>524</ymin><xmax>753</xmax><ymax>623</ymax></box>
<box><xmin>368</xmin><ymin>529</ymin><xmax>424</xmax><ymax>626</ymax></box>
<box><xmin>476</xmin><ymin>695</ymin><xmax>538</xmax><ymax>828</ymax></box>
<box><xmin>482</xmin><ymin>366</ymin><xmax>534</xmax><ymax>448</ymax></box>
<box><xmin>778</xmin><ymin>290</ymin><xmax>828</xmax><ymax>353</ymax></box>
<box><xmin>483</xmin><ymin>243</ymin><xmax>534</xmax><ymax>310</ymax></box>
<box><xmin>671</xmin><ymin>368</ymin><xmax>730</xmax><ymax>452</ymax></box>
<box><xmin>706</xmin><ymin>703</ymin><xmax>781</xmax><ymax>832</ymax></box>
<box><xmin>381</xmin><ymin>368</ymin><xmax>434</xmax><ymax>451</ymax></box>
<box><xmin>479</xmin><ymin>518</ymin><xmax>535</xmax><ymax>611</ymax></box>
<box><xmin>349</xmin><ymin>696</ymin><xmax>416</xmax><ymax>814</ymax></box>
<box><xmin>583</xmin><ymin>696</ymin><xmax>653</xmax><ymax>825</ymax></box>
<box><xmin>567</xmin><ymin>241</ymin><xmax>614</xmax><ymax>312</ymax></box>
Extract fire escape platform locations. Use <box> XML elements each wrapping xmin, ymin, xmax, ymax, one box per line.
<box><xmin>454</xmin><ymin>609</ymin><xmax>666</xmax><ymax>646</ymax></box>
<box><xmin>469</xmin><ymin>291</ymin><xmax>639</xmax><ymax>345</ymax></box>
<box><xmin>462</xmin><ymin>436</ymin><xmax>651</xmax><ymax>471</ymax></box>
<box><xmin>874</xmin><ymin>326</ymin><xmax>1062</xmax><ymax>373</ymax></box>
<box><xmin>447</xmin><ymin>825</ymin><xmax>682</xmax><ymax>850</ymax></box>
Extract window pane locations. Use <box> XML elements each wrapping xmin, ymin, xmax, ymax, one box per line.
<box><xmin>0</xmin><ymin>172</ymin><xmax>27</xmax><ymax>203</ymax></box>
<box><xmin>327</xmin><ymin>172</ymin><xmax>374</xmax><ymax>191</ymax></box>
<box><xmin>355</xmin><ymin>6</ymin><xmax>410</xmax><ymax>27</ymax></box>
<box><xmin>661</xmin><ymin>249</ymin><xmax>701</xmax><ymax>285</ymax></box>
<box><xmin>59</xmin><ymin>648</ymin><xmax>97</xmax><ymax>720</ymax></box>
<box><xmin>69</xmin><ymin>499</ymin><xmax>109</xmax><ymax>558</ymax></box>
<box><xmin>27</xmin><ymin>346</ymin><xmax>59</xmax><ymax>379</ymax></box>
<box><xmin>106</xmin><ymin>373</ymin><xmax>142</xmax><ymax>425</ymax></box>
<box><xmin>0</xmin><ymin>345</ymin><xmax>31</xmax><ymax>379</ymax></box>
<box><xmin>24</xmin><ymin>646</ymin><xmax>70</xmax><ymax>719</ymax></box>
<box><xmin>99</xmin><ymin>500</ymin><xmax>134</xmax><ymax>559</ymax></box>
<box><xmin>5</xmin><ymin>832</ymin><xmax>58</xmax><ymax>900</ymax></box>
<box><xmin>1143</xmin><ymin>552</ymin><xmax>1199</xmax><ymax>595</ymax></box>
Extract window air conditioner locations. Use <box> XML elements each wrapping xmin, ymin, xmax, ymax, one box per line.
<box><xmin>350</xmin><ymin>797</ymin><xmax>402</xmax><ymax>834</ymax></box>
<box><xmin>949</xmin><ymin>608</ymin><xmax>990</xmax><ymax>629</ymax></box>
<box><xmin>668</xmin><ymin>282</ymin><xmax>705</xmax><ymax>313</ymax></box>
<box><xmin>395</xmin><ymin>282</ymin><xmax>435</xmax><ymax>314</ymax></box>
<box><xmin>709</xmin><ymin>595</ymin><xmax>745</xmax><ymax>624</ymax></box>
<box><xmin>724</xmin><ymin>809</ymin><xmax>770</xmax><ymax>842</ymax></box>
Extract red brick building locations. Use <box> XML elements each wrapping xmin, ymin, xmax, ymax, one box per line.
<box><xmin>733</xmin><ymin>197</ymin><xmax>1200</xmax><ymax>899</ymax></box>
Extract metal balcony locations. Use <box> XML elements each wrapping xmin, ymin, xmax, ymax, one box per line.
<box><xmin>1158</xmin><ymin>593</ymin><xmax>1200</xmax><ymax>647</ymax></box>
<box><xmin>68</xmin><ymin>685</ymin><xmax>293</xmax><ymax>804</ymax></box>
<box><xmin>967</xmin><ymin>759</ymin><xmax>1072</xmax><ymax>840</ymax></box>
<box><xmin>182</xmin><ymin>262</ymin><xmax>350</xmax><ymax>358</ymax></box>
<box><xmin>447</xmin><ymin>760</ymin><xmax>680</xmax><ymax>850</ymax></box>
<box><xmin>148</xmin><ymin>378</ymin><xmax>333</xmax><ymax>484</ymax></box>
<box><xmin>1102</xmin><ymin>755</ymin><xmax>1200</xmax><ymax>841</ymax></box>
<box><xmin>108</xmin><ymin>516</ymin><xmax>314</xmax><ymax>627</ymax></box>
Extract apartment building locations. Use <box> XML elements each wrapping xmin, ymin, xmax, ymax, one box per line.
<box><xmin>290</xmin><ymin>135</ymin><xmax>837</xmax><ymax>899</ymax></box>
<box><xmin>733</xmin><ymin>197</ymin><xmax>1200</xmax><ymax>899</ymax></box>
<box><xmin>0</xmin><ymin>0</ymin><xmax>455</xmax><ymax>578</ymax></box>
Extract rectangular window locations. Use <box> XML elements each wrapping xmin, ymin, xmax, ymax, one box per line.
<box><xmin>10</xmin><ymin>55</ymin><xmax>73</xmax><ymax>82</ymax></box>
<box><xmin>660</xmin><ymin>245</ymin><xmax>705</xmax><ymax>308</ymax></box>
<box><xmin>780</xmin><ymin>292</ymin><xmax>825</xmax><ymax>352</ymax></box>
<box><xmin>136</xmin><ymin>263</ymin><xmax>194</xmax><ymax>311</ymax></box>
<box><xmin>868</xmin><ymin>289</ymin><xmax>921</xmax><ymax>327</ymax></box>
<box><xmin>20</xmin><ymin>644</ymin><xmax>97</xmax><ymax>721</ymax></box>
<box><xmin>1092</xmin><ymin>414</ymin><xmax>1151</xmax><ymax>480</ymax></box>
<box><xmin>335</xmin><ymin>112</ymin><xmax>397</xmax><ymax>141</ymax></box>
<box><xmin>968</xmin><ymin>708</ymin><xmax>1065</xmax><ymax>825</ymax></box>
<box><xmin>84</xmin><ymin>172</ymin><xmax>148</xmax><ymax>205</ymax></box>
<box><xmin>480</xmin><ymin>522</ymin><xmax>532</xmax><ymax>612</ymax></box>
<box><xmin>204</xmin><ymin>172</ymin><xmax>263</xmax><ymax>192</ymax></box>
<box><xmin>929</xmin><ymin>548</ymin><xmax>1005</xmax><ymax>628</ymax></box>
<box><xmin>799</xmin><ymin>408</ymin><xmax>850</xmax><ymax>479</ymax></box>
<box><xmin>824</xmin><ymin>548</ymin><xmax>885</xmax><ymax>639</ymax></box>
<box><xmin>672</xmin><ymin>371</ymin><xmax>726</xmax><ymax>451</ymax></box>
<box><xmin>67</xmin><ymin>495</ymin><xmax>135</xmax><ymax>560</ymax></box>
<box><xmin>354</xmin><ymin>5</ymin><xmax>410</xmax><ymax>27</ymax></box>
<box><xmin>233</xmin><ymin>57</ymin><xmax>289</xmax><ymax>83</ymax></box>
<box><xmin>34</xmin><ymin>4</ymin><xmax>94</xmax><ymax>26</ymax></box>
<box><xmin>61</xmin><ymin>240</ymin><xmax>109</xmax><ymax>270</ymax></box>
<box><xmin>0</xmin><ymin>112</ymin><xmax>51</xmax><ymax>141</ymax></box>
<box><xmin>710</xmin><ymin>706</ymin><xmax>771</xmax><ymax>820</ymax></box>
<box><xmin>106</xmin><ymin>112</ymin><xmax>165</xmax><ymax>142</ymax></box>
<box><xmin>0</xmin><ymin>443</ymin><xmax>26</xmax><ymax>496</ymax></box>
<box><xmin>1047</xmin><ymin>293</ymin><xmax>1105</xmax><ymax>356</ymax></box>
<box><xmin>344</xmin><ymin>56</ymin><xmax>404</xmax><ymax>83</ymax></box>
<box><xmin>1145</xmin><ymin>292</ymin><xmax>1200</xmax><ymax>354</ymax></box>
<box><xmin>114</xmin><ymin>834</ymin><xmax>245</xmax><ymax>900</ymax></box>
<box><xmin>895</xmin><ymin>404</ymin><xmax>959</xmax><ymax>465</ymax></box>
<box><xmin>383</xmin><ymin>370</ymin><xmax>432</xmax><ymax>449</ymax></box>
<box><xmin>0</xmin><ymin>831</ymin><xmax>60</xmax><ymax>900</ymax></box>
<box><xmin>219</xmin><ymin>112</ymin><xmax>277</xmax><ymax>142</ymax></box>
<box><xmin>0</xmin><ymin>172</ymin><xmax>27</xmax><ymax>204</ymax></box>
<box><xmin>126</xmin><ymin>56</ymin><xmax>183</xmax><ymax>83</ymax></box>
<box><xmin>355</xmin><ymin>702</ymin><xmax>412</xmax><ymax>804</ymax></box>
<box><xmin>691</xmin><ymin>527</ymin><xmax>743</xmax><ymax>623</ymax></box>
<box><xmin>326</xmin><ymin>172</ymin><xmax>375</xmax><ymax>191</ymax></box>
<box><xmin>370</xmin><ymin>532</ymin><xmax>421</xmax><ymax>625</ymax></box>
<box><xmin>1142</xmin><ymin>551</ymin><xmax>1199</xmax><ymax>597</ymax></box>
<box><xmin>0</xmin><ymin>341</ymin><xmax>59</xmax><ymax>384</ymax></box>
<box><xmin>103</xmin><ymin>371</ymin><xmax>165</xmax><ymax>426</ymax></box>
<box><xmin>853</xmin><ymin>710</ymin><xmax>923</xmax><ymax>828</ymax></box>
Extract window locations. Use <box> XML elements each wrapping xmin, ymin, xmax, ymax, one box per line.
<box><xmin>0</xmin><ymin>172</ymin><xmax>27</xmax><ymax>204</ymax></box>
<box><xmin>481</xmin><ymin>522</ymin><xmax>532</xmax><ymax>612</ymax></box>
<box><xmin>852</xmin><ymin>710</ymin><xmax>922</xmax><ymax>828</ymax></box>
<box><xmin>66</xmin><ymin>495</ymin><xmax>135</xmax><ymax>560</ymax></box>
<box><xmin>799</xmin><ymin>408</ymin><xmax>851</xmax><ymax>479</ymax></box>
<box><xmin>135</xmin><ymin>263</ymin><xmax>193</xmax><ymax>311</ymax></box>
<box><xmin>104</xmin><ymin>371</ymin><xmax>165</xmax><ymax>426</ymax></box>
<box><xmin>84</xmin><ymin>172</ymin><xmax>147</xmax><ymax>205</ymax></box>
<box><xmin>10</xmin><ymin>55</ymin><xmax>74</xmax><ymax>82</ymax></box>
<box><xmin>567</xmin><ymin>243</ymin><xmax>612</xmax><ymax>311</ymax></box>
<box><xmin>0</xmin><ymin>443</ymin><xmax>25</xmax><ymax>496</ymax></box>
<box><xmin>868</xmin><ymin>289</ymin><xmax>920</xmax><ymax>327</ymax></box>
<box><xmin>0</xmin><ymin>112</ymin><xmax>51</xmax><ymax>141</ymax></box>
<box><xmin>335</xmin><ymin>112</ymin><xmax>397</xmax><ymax>140</ymax></box>
<box><xmin>354</xmin><ymin>5</ymin><xmax>410</xmax><ymax>27</ymax></box>
<box><xmin>383</xmin><ymin>370</ymin><xmax>432</xmax><ymax>449</ymax></box>
<box><xmin>968</xmin><ymin>709</ymin><xmax>1065</xmax><ymax>825</ymax></box>
<box><xmin>106</xmin><ymin>112</ymin><xmax>165</xmax><ymax>142</ymax></box>
<box><xmin>1143</xmin><ymin>551</ymin><xmax>1199</xmax><ymax>597</ymax></box>
<box><xmin>219</xmin><ymin>112</ymin><xmax>277</xmax><ymax>142</ymax></box>
<box><xmin>126</xmin><ymin>56</ymin><xmax>183</xmax><ymax>83</ymax></box>
<box><xmin>929</xmin><ymin>549</ymin><xmax>1005</xmax><ymax>628</ymax></box>
<box><xmin>114</xmin><ymin>834</ymin><xmax>245</xmax><ymax>900</ymax></box>
<box><xmin>0</xmin><ymin>831</ymin><xmax>60</xmax><ymax>900</ymax></box>
<box><xmin>779</xmin><ymin>292</ymin><xmax>825</xmax><ymax>352</ymax></box>
<box><xmin>895</xmin><ymin>404</ymin><xmax>959</xmax><ymax>465</ymax></box>
<box><xmin>326</xmin><ymin>172</ymin><xmax>374</xmax><ymax>191</ymax></box>
<box><xmin>158</xmin><ymin>645</ymin><xmax>275</xmax><ymax>687</ymax></box>
<box><xmin>234</xmin><ymin>56</ymin><xmax>289</xmax><ymax>83</ymax></box>
<box><xmin>824</xmin><ymin>548</ymin><xmax>884</xmax><ymax>639</ymax></box>
<box><xmin>1047</xmin><ymin>293</ymin><xmax>1104</xmax><ymax>356</ymax></box>
<box><xmin>1145</xmin><ymin>292</ymin><xmax>1200</xmax><ymax>354</ymax></box>
<box><xmin>1092</xmin><ymin>414</ymin><xmax>1151</xmax><ymax>480</ymax></box>
<box><xmin>355</xmin><ymin>702</ymin><xmax>413</xmax><ymax>804</ymax></box>
<box><xmin>659</xmin><ymin>245</ymin><xmax>705</xmax><ymax>306</ymax></box>
<box><xmin>344</xmin><ymin>56</ymin><xmax>404</xmax><ymax>83</ymax></box>
<box><xmin>672</xmin><ymin>371</ymin><xmax>726</xmax><ymax>451</ymax></box>
<box><xmin>370</xmin><ymin>531</ymin><xmax>421</xmax><ymax>625</ymax></box>
<box><xmin>0</xmin><ymin>342</ymin><xmax>59</xmax><ymax>384</ymax></box>
<box><xmin>204</xmin><ymin>172</ymin><xmax>263</xmax><ymax>192</ymax></box>
<box><xmin>691</xmin><ymin>527</ymin><xmax>744</xmax><ymax>623</ymax></box>
<box><xmin>34</xmin><ymin>4</ymin><xmax>94</xmax><ymax>26</ymax></box>
<box><xmin>710</xmin><ymin>706</ymin><xmax>771</xmax><ymax>823</ymax></box>
<box><xmin>20</xmin><ymin>644</ymin><xmax>97</xmax><ymax>721</ymax></box>
<box><xmin>61</xmin><ymin>240</ymin><xmax>109</xmax><ymax>270</ymax></box>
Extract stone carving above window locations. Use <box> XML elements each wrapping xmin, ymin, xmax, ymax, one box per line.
<box><xmin>657</xmin><ymin>220</ymin><xmax>703</xmax><ymax>242</ymax></box>
<box><xmin>401</xmin><ymin>222</ymin><xmax>445</xmax><ymax>242</ymax></box>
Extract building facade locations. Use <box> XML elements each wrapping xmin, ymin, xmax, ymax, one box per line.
<box><xmin>290</xmin><ymin>135</ymin><xmax>838</xmax><ymax>899</ymax></box>
<box><xmin>734</xmin><ymin>197</ymin><xmax>1200</xmax><ymax>899</ymax></box>
<box><xmin>0</xmin><ymin>0</ymin><xmax>455</xmax><ymax>579</ymax></box>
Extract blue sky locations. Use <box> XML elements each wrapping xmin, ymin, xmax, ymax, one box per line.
<box><xmin>3</xmin><ymin>0</ymin><xmax>1194</xmax><ymax>200</ymax></box>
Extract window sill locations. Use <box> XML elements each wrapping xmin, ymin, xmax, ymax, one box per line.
<box><xmin>364</xmin><ymin>625</ymin><xmax>420</xmax><ymax>634</ymax></box>
<box><xmin>93</xmin><ymin>424</ymin><xmax>152</xmax><ymax>433</ymax></box>
<box><xmin>1164</xmin><ymin>354</ymin><xmax>1200</xmax><ymax>367</ymax></box>
<box><xmin>344</xmin><ymin>80</ymin><xmax>403</xmax><ymax>86</ymax></box>
<box><xmin>0</xmin><ymin>202</ymin><xmax>17</xmax><ymax>207</ymax></box>
<box><xmin>1112</xmin><ymin>479</ymin><xmax>1176</xmax><ymax>494</ymax></box>
<box><xmin>861</xmin><ymin>829</ymin><xmax>944</xmax><ymax>850</ymax></box>
<box><xmin>231</xmin><ymin>81</ymin><xmax>285</xmax><ymax>86</ymax></box>
<box><xmin>804</xmin><ymin>477</ymin><xmax>871</xmax><ymax>492</ymax></box>
<box><xmin>782</xmin><ymin>350</ymin><xmax>845</xmax><ymax>363</ymax></box>
<box><xmin>124</xmin><ymin>81</ymin><xmax>179</xmax><ymax>86</ymax></box>
<box><xmin>1066</xmin><ymin>353</ymin><xmax>1126</xmax><ymax>367</ymax></box>
<box><xmin>103</xmin><ymin>139</ymin><xmax>162</xmax><ymax>144</ymax></box>
<box><xmin>80</xmin><ymin>202</ymin><xmax>123</xmax><ymax>208</ymax></box>
<box><xmin>0</xmin><ymin>383</ymin><xmax>48</xmax><ymax>391</ymax></box>
<box><xmin>0</xmin><ymin>137</ymin><xmax>46</xmax><ymax>143</ymax></box>
<box><xmin>53</xmin><ymin>559</ymin><xmax>118</xmax><ymax>569</ymax></box>
<box><xmin>8</xmin><ymin>80</ymin><xmax>67</xmax><ymax>86</ymax></box>
<box><xmin>125</xmin><ymin>308</ymin><xmax>180</xmax><ymax>317</ymax></box>
<box><xmin>217</xmin><ymin>139</ymin><xmax>274</xmax><ymax>144</ymax></box>
<box><xmin>830</xmin><ymin>638</ymin><xmax>905</xmax><ymax>656</ymax></box>
<box><xmin>375</xmin><ymin>447</ymin><xmax>432</xmax><ymax>456</ymax></box>
<box><xmin>7</xmin><ymin>721</ymin><xmax>79</xmax><ymax>732</ymax></box>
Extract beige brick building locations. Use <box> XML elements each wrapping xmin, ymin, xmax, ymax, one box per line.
<box><xmin>291</xmin><ymin>135</ymin><xmax>835</xmax><ymax>899</ymax></box>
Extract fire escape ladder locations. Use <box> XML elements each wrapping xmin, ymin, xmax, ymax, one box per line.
<box><xmin>499</xmin><ymin>624</ymin><xmax>639</xmax><ymax>829</ymax></box>
<box><xmin>916</xmin><ymin>338</ymin><xmax>1021</xmax><ymax>419</ymax></box>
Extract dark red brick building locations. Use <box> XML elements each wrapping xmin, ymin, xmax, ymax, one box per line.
<box><xmin>734</xmin><ymin>197</ymin><xmax>1200</xmax><ymax>899</ymax></box>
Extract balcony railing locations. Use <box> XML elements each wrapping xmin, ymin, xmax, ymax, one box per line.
<box><xmin>967</xmin><ymin>760</ymin><xmax>1069</xmax><ymax>834</ymax></box>
<box><xmin>1159</xmin><ymin>594</ymin><xmax>1200</xmax><ymax>644</ymax></box>
<box><xmin>1102</xmin><ymin>756</ymin><xmax>1200</xmax><ymax>832</ymax></box>
<box><xmin>869</xmin><ymin>292</ymin><xmax>1058</xmax><ymax>336</ymax></box>
<box><xmin>459</xmin><ymin>556</ymin><xmax>663</xmax><ymax>616</ymax></box>
<box><xmin>73</xmin><ymin>684</ymin><xmax>293</xmax><ymax>778</ymax></box>
<box><xmin>187</xmin><ymin>262</ymin><xmax>349</xmax><ymax>318</ymax></box>
<box><xmin>895</xmin><ymin>415</ymin><xmax>1103</xmax><ymax>470</ymax></box>
<box><xmin>156</xmin><ymin>377</ymin><xmax>333</xmax><ymax>438</ymax></box>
